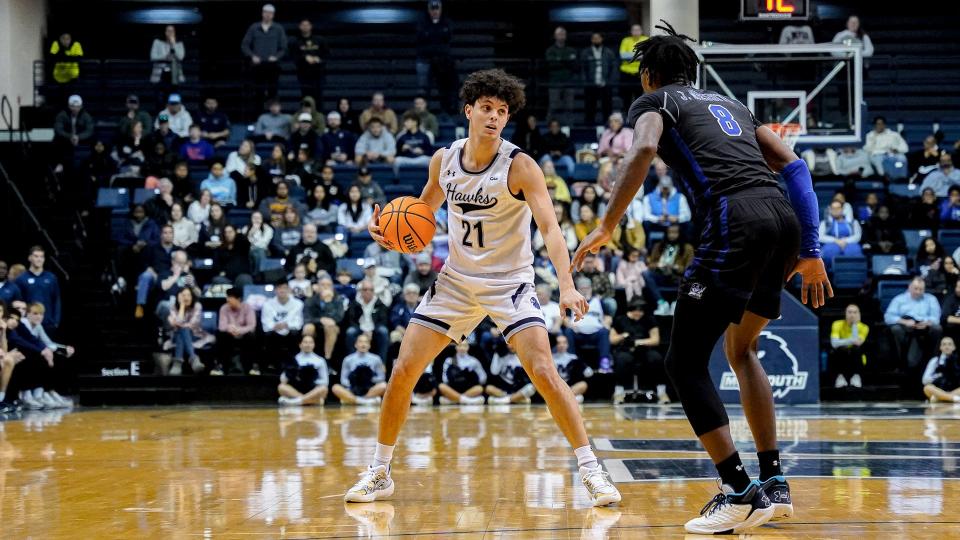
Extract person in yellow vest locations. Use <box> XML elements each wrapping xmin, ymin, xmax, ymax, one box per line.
<box><xmin>618</xmin><ymin>24</ymin><xmax>648</xmax><ymax>109</ymax></box>
<box><xmin>830</xmin><ymin>304</ymin><xmax>870</xmax><ymax>389</ymax></box>
<box><xmin>48</xmin><ymin>33</ymin><xmax>83</xmax><ymax>106</ymax></box>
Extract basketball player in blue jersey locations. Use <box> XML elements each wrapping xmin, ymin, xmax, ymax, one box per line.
<box><xmin>344</xmin><ymin>69</ymin><xmax>621</xmax><ymax>506</ymax></box>
<box><xmin>574</xmin><ymin>22</ymin><xmax>832</xmax><ymax>534</ymax></box>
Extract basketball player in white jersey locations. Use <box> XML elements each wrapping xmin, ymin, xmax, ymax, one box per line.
<box><xmin>344</xmin><ymin>69</ymin><xmax>621</xmax><ymax>506</ymax></box>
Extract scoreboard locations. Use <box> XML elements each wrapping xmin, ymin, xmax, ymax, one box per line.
<box><xmin>740</xmin><ymin>0</ymin><xmax>810</xmax><ymax>21</ymax></box>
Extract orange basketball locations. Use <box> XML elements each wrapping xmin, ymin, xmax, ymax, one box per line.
<box><xmin>379</xmin><ymin>196</ymin><xmax>436</xmax><ymax>253</ymax></box>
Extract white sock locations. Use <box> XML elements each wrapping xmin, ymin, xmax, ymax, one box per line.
<box><xmin>373</xmin><ymin>443</ymin><xmax>394</xmax><ymax>469</ymax></box>
<box><xmin>520</xmin><ymin>383</ymin><xmax>536</xmax><ymax>398</ymax></box>
<box><xmin>33</xmin><ymin>388</ymin><xmax>44</xmax><ymax>399</ymax></box>
<box><xmin>575</xmin><ymin>445</ymin><xmax>600</xmax><ymax>470</ymax></box>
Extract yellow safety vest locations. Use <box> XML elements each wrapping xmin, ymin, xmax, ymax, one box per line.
<box><xmin>50</xmin><ymin>40</ymin><xmax>83</xmax><ymax>83</ymax></box>
<box><xmin>619</xmin><ymin>35</ymin><xmax>648</xmax><ymax>76</ymax></box>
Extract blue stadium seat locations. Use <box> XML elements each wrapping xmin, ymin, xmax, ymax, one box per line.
<box><xmin>348</xmin><ymin>233</ymin><xmax>372</xmax><ymax>257</ymax></box>
<box><xmin>938</xmin><ymin>230</ymin><xmax>960</xmax><ymax>256</ymax></box>
<box><xmin>259</xmin><ymin>258</ymin><xmax>284</xmax><ymax>272</ymax></box>
<box><xmin>227</xmin><ymin>208</ymin><xmax>253</xmax><ymax>228</ymax></box>
<box><xmin>573</xmin><ymin>162</ymin><xmax>598</xmax><ymax>182</ymax></box>
<box><xmin>903</xmin><ymin>229</ymin><xmax>931</xmax><ymax>258</ymax></box>
<box><xmin>337</xmin><ymin>257</ymin><xmax>366</xmax><ymax>280</ymax></box>
<box><xmin>854</xmin><ymin>180</ymin><xmax>885</xmax><ymax>204</ymax></box>
<box><xmin>395</xmin><ymin>166</ymin><xmax>428</xmax><ymax>185</ymax></box>
<box><xmin>96</xmin><ymin>188</ymin><xmax>131</xmax><ymax>210</ymax></box>
<box><xmin>133</xmin><ymin>188</ymin><xmax>159</xmax><ymax>206</ymax></box>
<box><xmin>200</xmin><ymin>311</ymin><xmax>218</xmax><ymax>334</ymax></box>
<box><xmin>889</xmin><ymin>184</ymin><xmax>921</xmax><ymax>198</ymax></box>
<box><xmin>872</xmin><ymin>254</ymin><xmax>909</xmax><ymax>276</ymax></box>
<box><xmin>384</xmin><ymin>184</ymin><xmax>414</xmax><ymax>198</ymax></box>
<box><xmin>878</xmin><ymin>279</ymin><xmax>912</xmax><ymax>312</ymax></box>
<box><xmin>192</xmin><ymin>257</ymin><xmax>216</xmax><ymax>271</ymax></box>
<box><xmin>831</xmin><ymin>256</ymin><xmax>868</xmax><ymax>289</ymax></box>
<box><xmin>243</xmin><ymin>284</ymin><xmax>275</xmax><ymax>302</ymax></box>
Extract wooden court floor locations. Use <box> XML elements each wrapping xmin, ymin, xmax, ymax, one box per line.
<box><xmin>2</xmin><ymin>403</ymin><xmax>960</xmax><ymax>539</ymax></box>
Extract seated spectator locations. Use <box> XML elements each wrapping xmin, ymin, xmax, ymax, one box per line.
<box><xmin>111</xmin><ymin>120</ymin><xmax>148</xmax><ymax>176</ymax></box>
<box><xmin>885</xmin><ymin>276</ymin><xmax>943</xmax><ymax>377</ymax></box>
<box><xmin>437</xmin><ymin>341</ymin><xmax>487</xmax><ymax>405</ymax></box>
<box><xmin>225</xmin><ymin>139</ymin><xmax>262</xmax><ymax>183</ymax></box>
<box><xmin>533</xmin><ymin>201</ymin><xmax>578</xmax><ymax>253</ymax></box>
<box><xmin>572</xmin><ymin>185</ymin><xmax>606</xmax><ymax>224</ymax></box>
<box><xmin>261</xmin><ymin>281</ymin><xmax>305</xmax><ymax>372</ymax></box>
<box><xmin>144</xmin><ymin>140</ymin><xmax>177</xmax><ymax>179</ymax></box>
<box><xmin>910</xmin><ymin>134</ymin><xmax>945</xmax><ymax>180</ymax></box>
<box><xmin>306</xmin><ymin>184</ymin><xmax>338</xmax><ymax>232</ymax></box>
<box><xmin>114</xmin><ymin>204</ymin><xmax>161</xmax><ymax>253</ymax></box>
<box><xmin>355</xmin><ymin>167</ymin><xmax>386</xmax><ymax>207</ymax></box>
<box><xmin>288</xmin><ymin>113</ymin><xmax>320</xmax><ymax>161</ymax></box>
<box><xmin>911</xmin><ymin>188</ymin><xmax>941</xmax><ymax>230</ymax></box>
<box><xmin>862</xmin><ymin>205</ymin><xmax>906</xmax><ymax>255</ymax></box>
<box><xmin>53</xmin><ymin>94</ymin><xmax>95</xmax><ymax>170</ymax></box>
<box><xmin>579</xmin><ymin>253</ymin><xmax>616</xmax><ymax>315</ymax></box>
<box><xmin>344</xmin><ymin>279</ymin><xmax>390</xmax><ymax>362</ymax></box>
<box><xmin>800</xmin><ymin>147</ymin><xmax>838</xmax><ymax>177</ymax></box>
<box><xmin>254</xmin><ymin>99</ymin><xmax>292</xmax><ymax>143</ymax></box>
<box><xmin>83</xmin><ymin>140</ymin><xmax>116</xmax><ymax>190</ymax></box>
<box><xmin>338</xmin><ymin>97</ymin><xmax>363</xmax><ymax>135</ymax></box>
<box><xmin>835</xmin><ymin>146</ymin><xmax>875</xmax><ymax>177</ymax></box>
<box><xmin>155</xmin><ymin>250</ymin><xmax>202</xmax><ymax>324</ymax></box>
<box><xmin>404</xmin><ymin>252</ymin><xmax>438</xmax><ymax>296</ymax></box>
<box><xmin>0</xmin><ymin>302</ymin><xmax>27</xmax><ymax>410</ymax></box>
<box><xmin>197</xmin><ymin>96</ymin><xmax>230</xmax><ymax>147</ymax></box>
<box><xmin>243</xmin><ymin>211</ymin><xmax>273</xmax><ymax>272</ymax></box>
<box><xmin>388</xmin><ymin>283</ymin><xmax>421</xmax><ymax>344</ymax></box>
<box><xmin>155</xmin><ymin>93</ymin><xmax>192</xmax><ymax>138</ymax></box>
<box><xmin>4</xmin><ymin>309</ymin><xmax>70</xmax><ymax>409</ymax></box>
<box><xmin>642</xmin><ymin>177</ymin><xmax>691</xmax><ymax>235</ymax></box>
<box><xmin>921</xmin><ymin>154</ymin><xmax>960</xmax><ymax>197</ymax></box>
<box><xmin>179</xmin><ymin>124</ymin><xmax>215</xmax><ymax>162</ymax></box>
<box><xmin>237</xmin><ymin>161</ymin><xmax>267</xmax><ymax>210</ymax></box>
<box><xmin>271</xmin><ymin>207</ymin><xmax>304</xmax><ymax>256</ymax></box>
<box><xmin>188</xmin><ymin>189</ymin><xmax>213</xmax><ymax>226</ymax></box>
<box><xmin>856</xmin><ymin>192</ymin><xmax>880</xmax><ymax>223</ymax></box>
<box><xmin>394</xmin><ymin>113</ymin><xmax>433</xmax><ymax>172</ymax></box>
<box><xmin>200</xmin><ymin>203</ymin><xmax>228</xmax><ymax>252</ymax></box>
<box><xmin>922</xmin><ymin>336</ymin><xmax>960</xmax><ymax>403</ymax></box>
<box><xmin>486</xmin><ymin>341</ymin><xmax>536</xmax><ymax>404</ymax></box>
<box><xmin>511</xmin><ymin>114</ymin><xmax>543</xmax><ymax>159</ymax></box>
<box><xmin>169</xmin><ymin>160</ymin><xmax>195</xmax><ymax>203</ymax></box>
<box><xmin>362</xmin><ymin>261</ymin><xmax>392</xmax><ymax>307</ymax></box>
<box><xmin>610</xmin><ymin>298</ymin><xmax>664</xmax><ymax>403</ymax></box>
<box><xmin>819</xmin><ymin>200</ymin><xmax>863</xmax><ymax>268</ymax></box>
<box><xmin>553</xmin><ymin>334</ymin><xmax>590</xmax><ymax>403</ymax></box>
<box><xmin>648</xmin><ymin>224</ymin><xmax>694</xmax><ymax>285</ymax></box>
<box><xmin>166</xmin><ymin>288</ymin><xmax>205</xmax><ymax>375</ymax></box>
<box><xmin>598</xmin><ymin>112</ymin><xmax>633</xmax><ymax>161</ymax></box>
<box><xmin>134</xmin><ymin>225</ymin><xmax>176</xmax><ymax>318</ymax></box>
<box><xmin>288</xmin><ymin>263</ymin><xmax>313</xmax><ymax>301</ymax></box>
<box><xmin>359</xmin><ymin>92</ymin><xmax>399</xmax><ymax>134</ymax></box>
<box><xmin>0</xmin><ymin>261</ymin><xmax>22</xmax><ymax>306</ymax></box>
<box><xmin>15</xmin><ymin>246</ymin><xmax>62</xmax><ymax>332</ymax></box>
<box><xmin>364</xmin><ymin>242</ymin><xmax>409</xmax><ymax>284</ymax></box>
<box><xmin>266</xmin><ymin>142</ymin><xmax>290</xmax><ymax>179</ymax></box>
<box><xmin>563</xmin><ymin>277</ymin><xmax>613</xmax><ymax>374</ymax></box>
<box><xmin>338</xmin><ymin>185</ymin><xmax>374</xmax><ymax>235</ymax></box>
<box><xmin>278</xmin><ymin>334</ymin><xmax>329</xmax><ymax>406</ymax></box>
<box><xmin>118</xmin><ymin>94</ymin><xmax>152</xmax><ymax>138</ymax></box>
<box><xmin>148</xmin><ymin>113</ymin><xmax>180</xmax><ymax>154</ymax></box>
<box><xmin>411</xmin><ymin>363</ymin><xmax>438</xmax><ymax>406</ymax></box>
<box><xmin>942</xmin><ymin>186</ymin><xmax>960</xmax><ymax>227</ymax></box>
<box><xmin>285</xmin><ymin>223</ymin><xmax>336</xmax><ymax>278</ymax></box>
<box><xmin>335</xmin><ymin>268</ymin><xmax>357</xmax><ymax>300</ymax></box>
<box><xmin>213</xmin><ymin>225</ymin><xmax>252</xmax><ymax>287</ymax></box>
<box><xmin>259</xmin><ymin>181</ymin><xmax>307</xmax><ymax>229</ymax></box>
<box><xmin>296</xmin><ymin>96</ymin><xmax>325</xmax><ymax>134</ymax></box>
<box><xmin>355</xmin><ymin>118</ymin><xmax>397</xmax><ymax>166</ymax></box>
<box><xmin>829</xmin><ymin>192</ymin><xmax>855</xmax><ymax>223</ymax></box>
<box><xmin>864</xmin><ymin>116</ymin><xmax>908</xmax><ymax>180</ymax></box>
<box><xmin>289</xmin><ymin>146</ymin><xmax>319</xmax><ymax>188</ymax></box>
<box><xmin>216</xmin><ymin>287</ymin><xmax>257</xmax><ymax>375</ymax></box>
<box><xmin>574</xmin><ymin>205</ymin><xmax>600</xmax><ymax>242</ymax></box>
<box><xmin>938</xmin><ymin>257</ymin><xmax>960</xmax><ymax>300</ymax></box>
<box><xmin>303</xmin><ymin>277</ymin><xmax>345</xmax><ymax>360</ymax></box>
<box><xmin>320</xmin><ymin>111</ymin><xmax>357</xmax><ymax>166</ymax></box>
<box><xmin>537</xmin><ymin>284</ymin><xmax>562</xmax><ymax>337</ymax></box>
<box><xmin>830</xmin><ymin>304</ymin><xmax>869</xmax><ymax>389</ymax></box>
<box><xmin>616</xmin><ymin>247</ymin><xmax>662</xmax><ymax>306</ymax></box>
<box><xmin>200</xmin><ymin>161</ymin><xmax>237</xmax><ymax>206</ymax></box>
<box><xmin>538</xmin><ymin>119</ymin><xmax>576</xmax><ymax>178</ymax></box>
<box><xmin>541</xmin><ymin>160</ymin><xmax>572</xmax><ymax>204</ymax></box>
<box><xmin>332</xmin><ymin>333</ymin><xmax>387</xmax><ymax>405</ymax></box>
<box><xmin>403</xmin><ymin>96</ymin><xmax>439</xmax><ymax>141</ymax></box>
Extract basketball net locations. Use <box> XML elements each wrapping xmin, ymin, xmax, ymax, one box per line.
<box><xmin>766</xmin><ymin>123</ymin><xmax>803</xmax><ymax>151</ymax></box>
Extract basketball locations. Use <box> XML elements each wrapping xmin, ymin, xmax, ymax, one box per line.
<box><xmin>379</xmin><ymin>196</ymin><xmax>436</xmax><ymax>253</ymax></box>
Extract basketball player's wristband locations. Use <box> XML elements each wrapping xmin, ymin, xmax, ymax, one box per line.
<box><xmin>782</xmin><ymin>159</ymin><xmax>822</xmax><ymax>259</ymax></box>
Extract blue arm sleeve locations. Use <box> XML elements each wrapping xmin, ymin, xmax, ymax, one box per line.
<box><xmin>782</xmin><ymin>159</ymin><xmax>822</xmax><ymax>259</ymax></box>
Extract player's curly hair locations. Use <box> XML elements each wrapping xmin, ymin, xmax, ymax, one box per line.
<box><xmin>631</xmin><ymin>19</ymin><xmax>699</xmax><ymax>86</ymax></box>
<box><xmin>459</xmin><ymin>69</ymin><xmax>526</xmax><ymax>114</ymax></box>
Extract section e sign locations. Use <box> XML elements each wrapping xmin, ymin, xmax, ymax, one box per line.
<box><xmin>741</xmin><ymin>0</ymin><xmax>809</xmax><ymax>20</ymax></box>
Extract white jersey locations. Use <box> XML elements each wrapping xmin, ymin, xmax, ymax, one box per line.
<box><xmin>440</xmin><ymin>138</ymin><xmax>533</xmax><ymax>276</ymax></box>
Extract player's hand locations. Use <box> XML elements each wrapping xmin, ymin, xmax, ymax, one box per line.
<box><xmin>559</xmin><ymin>285</ymin><xmax>589</xmax><ymax>323</ymax></box>
<box><xmin>368</xmin><ymin>204</ymin><xmax>390</xmax><ymax>250</ymax></box>
<box><xmin>788</xmin><ymin>257</ymin><xmax>833</xmax><ymax>309</ymax></box>
<box><xmin>571</xmin><ymin>226</ymin><xmax>612</xmax><ymax>271</ymax></box>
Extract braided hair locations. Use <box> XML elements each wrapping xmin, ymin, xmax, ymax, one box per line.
<box><xmin>631</xmin><ymin>20</ymin><xmax>699</xmax><ymax>87</ymax></box>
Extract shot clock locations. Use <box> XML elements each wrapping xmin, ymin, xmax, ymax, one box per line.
<box><xmin>741</xmin><ymin>0</ymin><xmax>809</xmax><ymax>20</ymax></box>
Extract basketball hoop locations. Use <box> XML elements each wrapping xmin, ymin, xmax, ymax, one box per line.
<box><xmin>766</xmin><ymin>122</ymin><xmax>804</xmax><ymax>150</ymax></box>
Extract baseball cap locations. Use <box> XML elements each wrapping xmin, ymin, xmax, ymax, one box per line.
<box><xmin>167</xmin><ymin>93</ymin><xmax>182</xmax><ymax>104</ymax></box>
<box><xmin>298</xmin><ymin>112</ymin><xmax>312</xmax><ymax>122</ymax></box>
<box><xmin>364</xmin><ymin>260</ymin><xmax>377</xmax><ymax>269</ymax></box>
<box><xmin>416</xmin><ymin>252</ymin><xmax>432</xmax><ymax>265</ymax></box>
<box><xmin>126</xmin><ymin>94</ymin><xmax>139</xmax><ymax>104</ymax></box>
<box><xmin>358</xmin><ymin>167</ymin><xmax>371</xmax><ymax>177</ymax></box>
<box><xmin>67</xmin><ymin>95</ymin><xmax>83</xmax><ymax>107</ymax></box>
<box><xmin>327</xmin><ymin>111</ymin><xmax>341</xmax><ymax>121</ymax></box>
<box><xmin>158</xmin><ymin>113</ymin><xmax>169</xmax><ymax>123</ymax></box>
<box><xmin>428</xmin><ymin>0</ymin><xmax>441</xmax><ymax>9</ymax></box>
<box><xmin>262</xmin><ymin>3</ymin><xmax>276</xmax><ymax>13</ymax></box>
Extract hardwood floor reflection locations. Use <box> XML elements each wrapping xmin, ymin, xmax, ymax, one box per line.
<box><xmin>1</xmin><ymin>403</ymin><xmax>960</xmax><ymax>538</ymax></box>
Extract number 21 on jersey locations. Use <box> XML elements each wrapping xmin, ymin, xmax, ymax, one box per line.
<box><xmin>708</xmin><ymin>104</ymin><xmax>742</xmax><ymax>136</ymax></box>
<box><xmin>461</xmin><ymin>220</ymin><xmax>484</xmax><ymax>248</ymax></box>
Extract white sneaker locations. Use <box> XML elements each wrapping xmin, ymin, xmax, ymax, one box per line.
<box><xmin>47</xmin><ymin>391</ymin><xmax>73</xmax><ymax>408</ymax></box>
<box><xmin>169</xmin><ymin>361</ymin><xmax>183</xmax><ymax>376</ymax></box>
<box><xmin>278</xmin><ymin>396</ymin><xmax>303</xmax><ymax>406</ymax></box>
<box><xmin>580</xmin><ymin>466</ymin><xmax>622</xmax><ymax>507</ymax></box>
<box><xmin>834</xmin><ymin>374</ymin><xmax>848</xmax><ymax>388</ymax></box>
<box><xmin>438</xmin><ymin>396</ymin><xmax>454</xmax><ymax>405</ymax></box>
<box><xmin>40</xmin><ymin>392</ymin><xmax>62</xmax><ymax>409</ymax></box>
<box><xmin>356</xmin><ymin>396</ymin><xmax>382</xmax><ymax>406</ymax></box>
<box><xmin>460</xmin><ymin>395</ymin><xmax>485</xmax><ymax>405</ymax></box>
<box><xmin>488</xmin><ymin>395</ymin><xmax>511</xmax><ymax>405</ymax></box>
<box><xmin>411</xmin><ymin>395</ymin><xmax>433</xmax><ymax>406</ymax></box>
<box><xmin>343</xmin><ymin>501</ymin><xmax>395</xmax><ymax>536</ymax></box>
<box><xmin>850</xmin><ymin>374</ymin><xmax>862</xmax><ymax>388</ymax></box>
<box><xmin>613</xmin><ymin>386</ymin><xmax>626</xmax><ymax>405</ymax></box>
<box><xmin>575</xmin><ymin>394</ymin><xmax>584</xmax><ymax>403</ymax></box>
<box><xmin>21</xmin><ymin>393</ymin><xmax>45</xmax><ymax>410</ymax></box>
<box><xmin>684</xmin><ymin>480</ymin><xmax>774</xmax><ymax>534</ymax></box>
<box><xmin>344</xmin><ymin>465</ymin><xmax>394</xmax><ymax>503</ymax></box>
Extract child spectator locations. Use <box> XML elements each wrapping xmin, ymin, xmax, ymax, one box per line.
<box><xmin>486</xmin><ymin>341</ymin><xmax>536</xmax><ymax>404</ymax></box>
<box><xmin>332</xmin><ymin>333</ymin><xmax>387</xmax><ymax>405</ymax></box>
<box><xmin>278</xmin><ymin>334</ymin><xmax>330</xmax><ymax>406</ymax></box>
<box><xmin>437</xmin><ymin>341</ymin><xmax>487</xmax><ymax>405</ymax></box>
<box><xmin>922</xmin><ymin>336</ymin><xmax>960</xmax><ymax>403</ymax></box>
<box><xmin>289</xmin><ymin>263</ymin><xmax>313</xmax><ymax>300</ymax></box>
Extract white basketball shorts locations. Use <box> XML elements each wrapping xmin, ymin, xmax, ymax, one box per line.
<box><xmin>409</xmin><ymin>265</ymin><xmax>546</xmax><ymax>343</ymax></box>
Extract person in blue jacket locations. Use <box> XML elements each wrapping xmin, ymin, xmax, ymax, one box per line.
<box><xmin>15</xmin><ymin>246</ymin><xmax>61</xmax><ymax>332</ymax></box>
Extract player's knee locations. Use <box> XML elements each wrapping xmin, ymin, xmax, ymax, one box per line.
<box><xmin>389</xmin><ymin>360</ymin><xmax>420</xmax><ymax>384</ymax></box>
<box><xmin>723</xmin><ymin>337</ymin><xmax>756</xmax><ymax>369</ymax></box>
